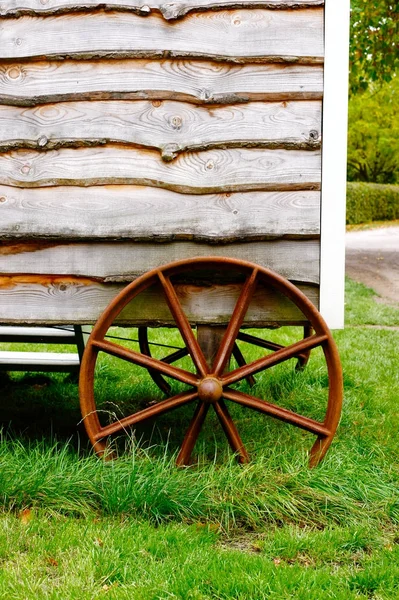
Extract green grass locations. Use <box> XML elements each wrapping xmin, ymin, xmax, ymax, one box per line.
<box><xmin>0</xmin><ymin>278</ymin><xmax>399</xmax><ymax>598</ymax></box>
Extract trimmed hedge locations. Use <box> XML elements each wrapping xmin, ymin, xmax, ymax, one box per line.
<box><xmin>346</xmin><ymin>182</ymin><xmax>399</xmax><ymax>225</ymax></box>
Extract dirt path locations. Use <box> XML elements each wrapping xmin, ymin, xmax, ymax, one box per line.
<box><xmin>345</xmin><ymin>227</ymin><xmax>399</xmax><ymax>305</ymax></box>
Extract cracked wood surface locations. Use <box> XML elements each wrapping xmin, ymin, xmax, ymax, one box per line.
<box><xmin>0</xmin><ymin>239</ymin><xmax>320</xmax><ymax>283</ymax></box>
<box><xmin>0</xmin><ymin>186</ymin><xmax>320</xmax><ymax>241</ymax></box>
<box><xmin>0</xmin><ymin>146</ymin><xmax>321</xmax><ymax>192</ymax></box>
<box><xmin>0</xmin><ymin>10</ymin><xmax>324</xmax><ymax>62</ymax></box>
<box><xmin>0</xmin><ymin>277</ymin><xmax>319</xmax><ymax>325</ymax></box>
<box><xmin>0</xmin><ymin>100</ymin><xmax>321</xmax><ymax>156</ymax></box>
<box><xmin>0</xmin><ymin>61</ymin><xmax>323</xmax><ymax>107</ymax></box>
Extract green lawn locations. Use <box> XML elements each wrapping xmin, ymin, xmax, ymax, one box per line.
<box><xmin>0</xmin><ymin>278</ymin><xmax>398</xmax><ymax>599</ymax></box>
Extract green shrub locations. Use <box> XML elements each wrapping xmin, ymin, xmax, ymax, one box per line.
<box><xmin>347</xmin><ymin>79</ymin><xmax>399</xmax><ymax>184</ymax></box>
<box><xmin>346</xmin><ymin>182</ymin><xmax>399</xmax><ymax>224</ymax></box>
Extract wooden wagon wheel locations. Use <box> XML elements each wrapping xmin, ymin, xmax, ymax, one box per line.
<box><xmin>79</xmin><ymin>257</ymin><xmax>343</xmax><ymax>467</ymax></box>
<box><xmin>137</xmin><ymin>323</ymin><xmax>313</xmax><ymax>394</ymax></box>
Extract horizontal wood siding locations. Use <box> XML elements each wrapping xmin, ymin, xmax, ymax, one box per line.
<box><xmin>0</xmin><ymin>61</ymin><xmax>324</xmax><ymax>106</ymax></box>
<box><xmin>0</xmin><ymin>186</ymin><xmax>320</xmax><ymax>241</ymax></box>
<box><xmin>1</xmin><ymin>10</ymin><xmax>324</xmax><ymax>62</ymax></box>
<box><xmin>0</xmin><ymin>240</ymin><xmax>320</xmax><ymax>283</ymax></box>
<box><xmin>0</xmin><ymin>277</ymin><xmax>319</xmax><ymax>326</ymax></box>
<box><xmin>0</xmin><ymin>147</ymin><xmax>321</xmax><ymax>191</ymax></box>
<box><xmin>1</xmin><ymin>0</ymin><xmax>324</xmax><ymax>19</ymax></box>
<box><xmin>0</xmin><ymin>4</ymin><xmax>324</xmax><ymax>325</ymax></box>
<box><xmin>0</xmin><ymin>100</ymin><xmax>321</xmax><ymax>155</ymax></box>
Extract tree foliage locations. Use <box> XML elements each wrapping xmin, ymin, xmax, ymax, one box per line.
<box><xmin>347</xmin><ymin>78</ymin><xmax>399</xmax><ymax>184</ymax></box>
<box><xmin>350</xmin><ymin>0</ymin><xmax>398</xmax><ymax>94</ymax></box>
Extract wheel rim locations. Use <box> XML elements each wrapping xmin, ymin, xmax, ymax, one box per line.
<box><xmin>79</xmin><ymin>257</ymin><xmax>343</xmax><ymax>467</ymax></box>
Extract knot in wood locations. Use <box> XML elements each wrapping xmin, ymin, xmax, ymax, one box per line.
<box><xmin>0</xmin><ymin>196</ymin><xmax>6</xmax><ymax>203</ymax></box>
<box><xmin>20</xmin><ymin>164</ymin><xmax>31</xmax><ymax>175</ymax></box>
<box><xmin>7</xmin><ymin>66</ymin><xmax>23</xmax><ymax>80</ymax></box>
<box><xmin>171</xmin><ymin>115</ymin><xmax>183</xmax><ymax>130</ymax></box>
<box><xmin>198</xmin><ymin>377</ymin><xmax>223</xmax><ymax>404</ymax></box>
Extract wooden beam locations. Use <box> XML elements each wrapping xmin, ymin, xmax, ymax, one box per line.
<box><xmin>0</xmin><ymin>277</ymin><xmax>319</xmax><ymax>326</ymax></box>
<box><xmin>0</xmin><ymin>186</ymin><xmax>320</xmax><ymax>241</ymax></box>
<box><xmin>1</xmin><ymin>10</ymin><xmax>324</xmax><ymax>62</ymax></box>
<box><xmin>0</xmin><ymin>100</ymin><xmax>322</xmax><ymax>156</ymax></box>
<box><xmin>0</xmin><ymin>239</ymin><xmax>320</xmax><ymax>283</ymax></box>
<box><xmin>0</xmin><ymin>146</ymin><xmax>321</xmax><ymax>192</ymax></box>
<box><xmin>0</xmin><ymin>350</ymin><xmax>80</xmax><ymax>371</ymax></box>
<box><xmin>0</xmin><ymin>60</ymin><xmax>324</xmax><ymax>107</ymax></box>
<box><xmin>0</xmin><ymin>0</ymin><xmax>324</xmax><ymax>20</ymax></box>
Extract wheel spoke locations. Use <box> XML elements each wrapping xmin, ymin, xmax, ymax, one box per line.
<box><xmin>232</xmin><ymin>343</ymin><xmax>256</xmax><ymax>387</ymax></box>
<box><xmin>237</xmin><ymin>331</ymin><xmax>309</xmax><ymax>363</ymax></box>
<box><xmin>213</xmin><ymin>399</ymin><xmax>250</xmax><ymax>463</ymax></box>
<box><xmin>92</xmin><ymin>338</ymin><xmax>199</xmax><ymax>386</ymax></box>
<box><xmin>161</xmin><ymin>347</ymin><xmax>189</xmax><ymax>364</ymax></box>
<box><xmin>296</xmin><ymin>325</ymin><xmax>314</xmax><ymax>371</ymax></box>
<box><xmin>138</xmin><ymin>326</ymin><xmax>172</xmax><ymax>394</ymax></box>
<box><xmin>223</xmin><ymin>388</ymin><xmax>330</xmax><ymax>436</ymax></box>
<box><xmin>213</xmin><ymin>268</ymin><xmax>258</xmax><ymax>376</ymax></box>
<box><xmin>93</xmin><ymin>389</ymin><xmax>198</xmax><ymax>440</ymax></box>
<box><xmin>222</xmin><ymin>334</ymin><xmax>328</xmax><ymax>386</ymax></box>
<box><xmin>158</xmin><ymin>271</ymin><xmax>208</xmax><ymax>377</ymax></box>
<box><xmin>176</xmin><ymin>401</ymin><xmax>210</xmax><ymax>466</ymax></box>
<box><xmin>138</xmin><ymin>327</ymin><xmax>189</xmax><ymax>395</ymax></box>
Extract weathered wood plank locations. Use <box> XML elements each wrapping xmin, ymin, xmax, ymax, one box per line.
<box><xmin>0</xmin><ymin>10</ymin><xmax>324</xmax><ymax>62</ymax></box>
<box><xmin>0</xmin><ymin>60</ymin><xmax>324</xmax><ymax>106</ymax></box>
<box><xmin>0</xmin><ymin>0</ymin><xmax>324</xmax><ymax>20</ymax></box>
<box><xmin>0</xmin><ymin>147</ymin><xmax>321</xmax><ymax>192</ymax></box>
<box><xmin>0</xmin><ymin>276</ymin><xmax>319</xmax><ymax>325</ymax></box>
<box><xmin>0</xmin><ymin>351</ymin><xmax>80</xmax><ymax>370</ymax></box>
<box><xmin>0</xmin><ymin>100</ymin><xmax>322</xmax><ymax>156</ymax></box>
<box><xmin>0</xmin><ymin>186</ymin><xmax>320</xmax><ymax>241</ymax></box>
<box><xmin>0</xmin><ymin>240</ymin><xmax>320</xmax><ymax>283</ymax></box>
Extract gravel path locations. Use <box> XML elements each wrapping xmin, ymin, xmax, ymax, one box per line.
<box><xmin>345</xmin><ymin>227</ymin><xmax>399</xmax><ymax>305</ymax></box>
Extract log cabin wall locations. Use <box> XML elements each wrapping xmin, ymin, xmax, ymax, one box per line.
<box><xmin>0</xmin><ymin>0</ymin><xmax>324</xmax><ymax>326</ymax></box>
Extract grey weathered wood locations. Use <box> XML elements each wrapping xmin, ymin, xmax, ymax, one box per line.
<box><xmin>0</xmin><ymin>186</ymin><xmax>320</xmax><ymax>241</ymax></box>
<box><xmin>197</xmin><ymin>325</ymin><xmax>228</xmax><ymax>369</ymax></box>
<box><xmin>0</xmin><ymin>351</ymin><xmax>80</xmax><ymax>366</ymax></box>
<box><xmin>0</xmin><ymin>147</ymin><xmax>321</xmax><ymax>192</ymax></box>
<box><xmin>0</xmin><ymin>325</ymin><xmax>76</xmax><ymax>341</ymax></box>
<box><xmin>0</xmin><ymin>10</ymin><xmax>324</xmax><ymax>62</ymax></box>
<box><xmin>0</xmin><ymin>277</ymin><xmax>319</xmax><ymax>326</ymax></box>
<box><xmin>0</xmin><ymin>240</ymin><xmax>320</xmax><ymax>283</ymax></box>
<box><xmin>0</xmin><ymin>100</ymin><xmax>322</xmax><ymax>156</ymax></box>
<box><xmin>0</xmin><ymin>61</ymin><xmax>324</xmax><ymax>107</ymax></box>
<box><xmin>0</xmin><ymin>0</ymin><xmax>324</xmax><ymax>19</ymax></box>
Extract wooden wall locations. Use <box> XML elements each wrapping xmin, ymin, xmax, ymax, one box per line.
<box><xmin>0</xmin><ymin>0</ymin><xmax>324</xmax><ymax>325</ymax></box>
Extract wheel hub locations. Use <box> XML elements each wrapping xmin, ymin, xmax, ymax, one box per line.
<box><xmin>197</xmin><ymin>377</ymin><xmax>223</xmax><ymax>404</ymax></box>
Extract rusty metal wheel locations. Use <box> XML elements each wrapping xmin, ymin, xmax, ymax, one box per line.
<box><xmin>79</xmin><ymin>257</ymin><xmax>343</xmax><ymax>467</ymax></box>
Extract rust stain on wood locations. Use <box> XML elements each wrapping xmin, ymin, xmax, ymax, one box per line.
<box><xmin>0</xmin><ymin>275</ymin><xmax>99</xmax><ymax>289</ymax></box>
<box><xmin>0</xmin><ymin>241</ymin><xmax>59</xmax><ymax>255</ymax></box>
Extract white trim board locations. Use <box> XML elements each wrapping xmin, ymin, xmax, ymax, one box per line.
<box><xmin>319</xmin><ymin>0</ymin><xmax>350</xmax><ymax>329</ymax></box>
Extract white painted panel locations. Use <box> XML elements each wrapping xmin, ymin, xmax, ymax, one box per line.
<box><xmin>319</xmin><ymin>0</ymin><xmax>350</xmax><ymax>329</ymax></box>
